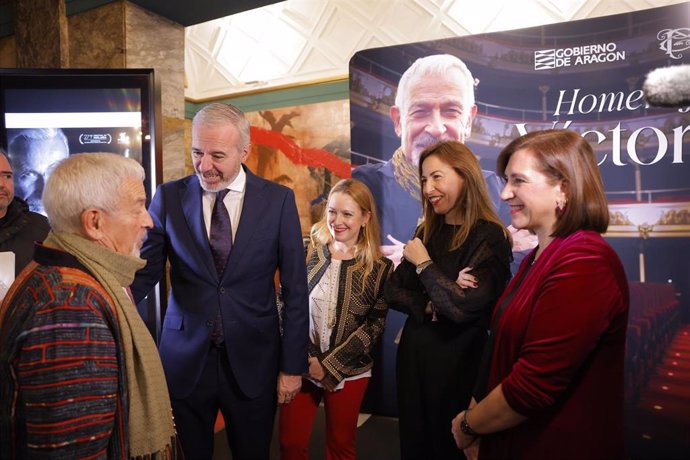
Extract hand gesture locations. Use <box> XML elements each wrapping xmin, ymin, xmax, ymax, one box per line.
<box><xmin>308</xmin><ymin>356</ymin><xmax>325</xmax><ymax>381</ymax></box>
<box><xmin>277</xmin><ymin>372</ymin><xmax>301</xmax><ymax>404</ymax></box>
<box><xmin>464</xmin><ymin>440</ymin><xmax>480</xmax><ymax>460</ymax></box>
<box><xmin>381</xmin><ymin>234</ymin><xmax>405</xmax><ymax>267</ymax></box>
<box><xmin>456</xmin><ymin>267</ymin><xmax>478</xmax><ymax>289</ymax></box>
<box><xmin>402</xmin><ymin>237</ymin><xmax>431</xmax><ymax>267</ymax></box>
<box><xmin>451</xmin><ymin>410</ymin><xmax>477</xmax><ymax>450</ymax></box>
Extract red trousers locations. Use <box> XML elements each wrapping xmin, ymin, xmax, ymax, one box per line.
<box><xmin>279</xmin><ymin>377</ymin><xmax>370</xmax><ymax>460</ymax></box>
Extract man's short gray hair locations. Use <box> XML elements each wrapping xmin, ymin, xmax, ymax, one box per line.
<box><xmin>395</xmin><ymin>54</ymin><xmax>476</xmax><ymax>111</ymax></box>
<box><xmin>192</xmin><ymin>103</ymin><xmax>251</xmax><ymax>151</ymax></box>
<box><xmin>43</xmin><ymin>153</ymin><xmax>145</xmax><ymax>234</ymax></box>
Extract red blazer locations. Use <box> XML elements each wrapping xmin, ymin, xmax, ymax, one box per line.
<box><xmin>481</xmin><ymin>230</ymin><xmax>629</xmax><ymax>460</ymax></box>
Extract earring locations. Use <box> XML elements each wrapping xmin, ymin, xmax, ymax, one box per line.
<box><xmin>556</xmin><ymin>199</ymin><xmax>567</xmax><ymax>215</ymax></box>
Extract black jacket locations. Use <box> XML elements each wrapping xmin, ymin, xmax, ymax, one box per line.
<box><xmin>0</xmin><ymin>197</ymin><xmax>50</xmax><ymax>275</ymax></box>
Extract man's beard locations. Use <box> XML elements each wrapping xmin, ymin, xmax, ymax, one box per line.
<box><xmin>196</xmin><ymin>171</ymin><xmax>231</xmax><ymax>192</ymax></box>
<box><xmin>0</xmin><ymin>192</ymin><xmax>10</xmax><ymax>213</ymax></box>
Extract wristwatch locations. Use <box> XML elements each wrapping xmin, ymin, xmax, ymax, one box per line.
<box><xmin>415</xmin><ymin>260</ymin><xmax>433</xmax><ymax>275</ymax></box>
<box><xmin>460</xmin><ymin>411</ymin><xmax>479</xmax><ymax>437</ymax></box>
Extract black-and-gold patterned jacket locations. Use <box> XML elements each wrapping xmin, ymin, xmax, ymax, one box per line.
<box><xmin>306</xmin><ymin>244</ymin><xmax>393</xmax><ymax>390</ymax></box>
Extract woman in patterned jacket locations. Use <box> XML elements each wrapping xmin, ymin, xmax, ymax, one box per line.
<box><xmin>279</xmin><ymin>179</ymin><xmax>393</xmax><ymax>460</ymax></box>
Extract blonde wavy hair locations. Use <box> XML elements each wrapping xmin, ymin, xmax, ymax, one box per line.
<box><xmin>310</xmin><ymin>179</ymin><xmax>382</xmax><ymax>278</ymax></box>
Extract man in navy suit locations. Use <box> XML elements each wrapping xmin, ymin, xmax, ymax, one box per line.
<box><xmin>131</xmin><ymin>103</ymin><xmax>309</xmax><ymax>460</ymax></box>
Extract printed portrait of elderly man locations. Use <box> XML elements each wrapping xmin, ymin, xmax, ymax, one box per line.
<box><xmin>6</xmin><ymin>127</ymin><xmax>70</xmax><ymax>215</ymax></box>
<box><xmin>353</xmin><ymin>54</ymin><xmax>534</xmax><ymax>266</ymax></box>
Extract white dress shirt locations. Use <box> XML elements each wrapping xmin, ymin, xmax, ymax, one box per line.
<box><xmin>202</xmin><ymin>166</ymin><xmax>246</xmax><ymax>243</ymax></box>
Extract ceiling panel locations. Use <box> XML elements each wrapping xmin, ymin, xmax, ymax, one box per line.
<box><xmin>183</xmin><ymin>0</ymin><xmax>687</xmax><ymax>100</ymax></box>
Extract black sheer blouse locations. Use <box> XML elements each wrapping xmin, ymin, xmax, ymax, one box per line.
<box><xmin>385</xmin><ymin>220</ymin><xmax>512</xmax><ymax>327</ymax></box>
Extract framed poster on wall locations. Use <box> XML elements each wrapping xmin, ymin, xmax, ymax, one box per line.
<box><xmin>0</xmin><ymin>68</ymin><xmax>164</xmax><ymax>338</ymax></box>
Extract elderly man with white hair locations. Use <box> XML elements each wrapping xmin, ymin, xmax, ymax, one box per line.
<box><xmin>353</xmin><ymin>54</ymin><xmax>511</xmax><ymax>263</ymax></box>
<box><xmin>0</xmin><ymin>153</ymin><xmax>178</xmax><ymax>459</ymax></box>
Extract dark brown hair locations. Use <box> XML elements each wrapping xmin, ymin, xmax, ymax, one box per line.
<box><xmin>417</xmin><ymin>141</ymin><xmax>510</xmax><ymax>250</ymax></box>
<box><xmin>496</xmin><ymin>129</ymin><xmax>609</xmax><ymax>237</ymax></box>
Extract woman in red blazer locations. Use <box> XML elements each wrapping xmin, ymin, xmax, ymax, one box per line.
<box><xmin>452</xmin><ymin>129</ymin><xmax>629</xmax><ymax>460</ymax></box>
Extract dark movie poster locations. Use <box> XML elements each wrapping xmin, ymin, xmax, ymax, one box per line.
<box><xmin>350</xmin><ymin>3</ymin><xmax>690</xmax><ymax>458</ymax></box>
<box><xmin>4</xmin><ymin>88</ymin><xmax>143</xmax><ymax>215</ymax></box>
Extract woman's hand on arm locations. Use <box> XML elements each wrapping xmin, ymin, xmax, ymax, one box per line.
<box><xmin>463</xmin><ymin>439</ymin><xmax>480</xmax><ymax>460</ymax></box>
<box><xmin>461</xmin><ymin>397</ymin><xmax>481</xmax><ymax>460</ymax></box>
<box><xmin>451</xmin><ymin>410</ymin><xmax>479</xmax><ymax>450</ymax></box>
<box><xmin>452</xmin><ymin>383</ymin><xmax>527</xmax><ymax>451</ymax></box>
<box><xmin>308</xmin><ymin>356</ymin><xmax>325</xmax><ymax>381</ymax></box>
<box><xmin>419</xmin><ymin>264</ymin><xmax>496</xmax><ymax>324</ymax></box>
<box><xmin>456</xmin><ymin>266</ymin><xmax>478</xmax><ymax>289</ymax></box>
<box><xmin>402</xmin><ymin>240</ymin><xmax>485</xmax><ymax>323</ymax></box>
<box><xmin>420</xmin><ymin>231</ymin><xmax>510</xmax><ymax>324</ymax></box>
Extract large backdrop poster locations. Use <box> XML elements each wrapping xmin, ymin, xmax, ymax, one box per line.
<box><xmin>350</xmin><ymin>3</ymin><xmax>690</xmax><ymax>458</ymax></box>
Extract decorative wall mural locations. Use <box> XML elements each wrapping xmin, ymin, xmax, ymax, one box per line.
<box><xmin>244</xmin><ymin>100</ymin><xmax>351</xmax><ymax>234</ymax></box>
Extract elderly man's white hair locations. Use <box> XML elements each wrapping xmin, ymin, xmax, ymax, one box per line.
<box><xmin>43</xmin><ymin>153</ymin><xmax>145</xmax><ymax>234</ymax></box>
<box><xmin>192</xmin><ymin>102</ymin><xmax>251</xmax><ymax>151</ymax></box>
<box><xmin>395</xmin><ymin>54</ymin><xmax>476</xmax><ymax>111</ymax></box>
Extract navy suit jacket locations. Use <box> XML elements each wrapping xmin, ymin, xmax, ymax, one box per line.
<box><xmin>131</xmin><ymin>166</ymin><xmax>309</xmax><ymax>400</ymax></box>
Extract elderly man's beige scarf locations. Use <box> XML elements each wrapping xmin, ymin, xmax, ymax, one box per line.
<box><xmin>45</xmin><ymin>231</ymin><xmax>176</xmax><ymax>459</ymax></box>
<box><xmin>391</xmin><ymin>147</ymin><xmax>421</xmax><ymax>202</ymax></box>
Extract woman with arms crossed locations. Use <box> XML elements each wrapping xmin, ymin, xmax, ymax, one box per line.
<box><xmin>452</xmin><ymin>129</ymin><xmax>629</xmax><ymax>460</ymax></box>
<box><xmin>279</xmin><ymin>179</ymin><xmax>393</xmax><ymax>460</ymax></box>
<box><xmin>385</xmin><ymin>141</ymin><xmax>512</xmax><ymax>459</ymax></box>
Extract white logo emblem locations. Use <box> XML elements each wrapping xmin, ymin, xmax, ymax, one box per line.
<box><xmin>534</xmin><ymin>50</ymin><xmax>555</xmax><ymax>70</ymax></box>
<box><xmin>79</xmin><ymin>133</ymin><xmax>112</xmax><ymax>145</ymax></box>
<box><xmin>657</xmin><ymin>28</ymin><xmax>690</xmax><ymax>59</ymax></box>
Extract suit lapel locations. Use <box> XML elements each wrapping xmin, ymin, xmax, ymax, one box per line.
<box><xmin>225</xmin><ymin>168</ymin><xmax>267</xmax><ymax>276</ymax></box>
<box><xmin>180</xmin><ymin>176</ymin><xmax>218</xmax><ymax>280</ymax></box>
